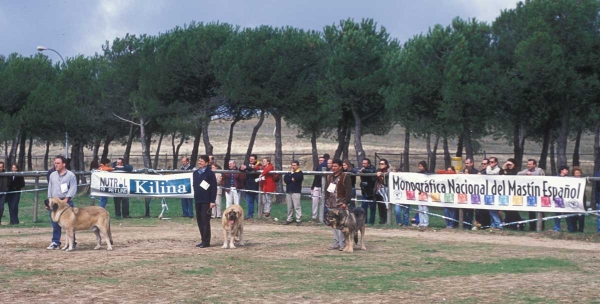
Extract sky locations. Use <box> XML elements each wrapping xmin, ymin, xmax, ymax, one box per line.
<box><xmin>0</xmin><ymin>0</ymin><xmax>518</xmax><ymax>62</ymax></box>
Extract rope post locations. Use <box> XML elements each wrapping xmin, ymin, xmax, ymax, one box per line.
<box><xmin>458</xmin><ymin>209</ymin><xmax>464</xmax><ymax>229</ymax></box>
<box><xmin>536</xmin><ymin>212</ymin><xmax>543</xmax><ymax>232</ymax></box>
<box><xmin>319</xmin><ymin>167</ymin><xmax>326</xmax><ymax>223</ymax></box>
<box><xmin>33</xmin><ymin>176</ymin><xmax>40</xmax><ymax>223</ymax></box>
<box><xmin>387</xmin><ymin>202</ymin><xmax>393</xmax><ymax>227</ymax></box>
<box><xmin>258</xmin><ymin>189</ymin><xmax>263</xmax><ymax>218</ymax></box>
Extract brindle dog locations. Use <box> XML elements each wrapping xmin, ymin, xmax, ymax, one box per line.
<box><xmin>325</xmin><ymin>207</ymin><xmax>366</xmax><ymax>252</ymax></box>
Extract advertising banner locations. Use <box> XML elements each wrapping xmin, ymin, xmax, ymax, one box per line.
<box><xmin>388</xmin><ymin>172</ymin><xmax>586</xmax><ymax>212</ymax></box>
<box><xmin>91</xmin><ymin>171</ymin><xmax>193</xmax><ymax>198</ymax></box>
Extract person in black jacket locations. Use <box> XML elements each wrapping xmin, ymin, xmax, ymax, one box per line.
<box><xmin>193</xmin><ymin>155</ymin><xmax>217</xmax><ymax>248</ymax></box>
<box><xmin>310</xmin><ymin>156</ymin><xmax>327</xmax><ymax>221</ymax></box>
<box><xmin>7</xmin><ymin>164</ymin><xmax>25</xmax><ymax>225</ymax></box>
<box><xmin>283</xmin><ymin>160</ymin><xmax>304</xmax><ymax>225</ymax></box>
<box><xmin>239</xmin><ymin>154</ymin><xmax>261</xmax><ymax>219</ymax></box>
<box><xmin>359</xmin><ymin>158</ymin><xmax>377</xmax><ymax>225</ymax></box>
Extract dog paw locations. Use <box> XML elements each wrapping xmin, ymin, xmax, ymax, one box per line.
<box><xmin>361</xmin><ymin>247</ymin><xmax>367</xmax><ymax>250</ymax></box>
<box><xmin>230</xmin><ymin>244</ymin><xmax>236</xmax><ymax>249</ymax></box>
<box><xmin>107</xmin><ymin>247</ymin><xmax>113</xmax><ymax>251</ymax></box>
<box><xmin>94</xmin><ymin>246</ymin><xmax>101</xmax><ymax>250</ymax></box>
<box><xmin>238</xmin><ymin>242</ymin><xmax>245</xmax><ymax>246</ymax></box>
<box><xmin>65</xmin><ymin>248</ymin><xmax>73</xmax><ymax>252</ymax></box>
<box><xmin>221</xmin><ymin>245</ymin><xmax>228</xmax><ymax>249</ymax></box>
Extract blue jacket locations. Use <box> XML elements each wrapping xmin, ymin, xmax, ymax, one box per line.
<box><xmin>284</xmin><ymin>170</ymin><xmax>304</xmax><ymax>193</ymax></box>
<box><xmin>193</xmin><ymin>167</ymin><xmax>217</xmax><ymax>204</ymax></box>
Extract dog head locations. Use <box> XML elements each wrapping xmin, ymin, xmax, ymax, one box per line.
<box><xmin>225</xmin><ymin>207</ymin><xmax>242</xmax><ymax>226</ymax></box>
<box><xmin>325</xmin><ymin>208</ymin><xmax>346</xmax><ymax>229</ymax></box>
<box><xmin>48</xmin><ymin>197</ymin><xmax>69</xmax><ymax>215</ymax></box>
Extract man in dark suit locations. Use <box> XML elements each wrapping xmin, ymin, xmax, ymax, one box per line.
<box><xmin>193</xmin><ymin>155</ymin><xmax>217</xmax><ymax>248</ymax></box>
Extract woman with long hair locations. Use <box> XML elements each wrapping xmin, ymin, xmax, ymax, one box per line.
<box><xmin>375</xmin><ymin>159</ymin><xmax>390</xmax><ymax>225</ymax></box>
<box><xmin>417</xmin><ymin>161</ymin><xmax>429</xmax><ymax>228</ymax></box>
<box><xmin>7</xmin><ymin>164</ymin><xmax>25</xmax><ymax>225</ymax></box>
<box><xmin>342</xmin><ymin>160</ymin><xmax>358</xmax><ymax>210</ymax></box>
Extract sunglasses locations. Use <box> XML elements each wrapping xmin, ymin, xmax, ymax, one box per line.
<box><xmin>379</xmin><ymin>163</ymin><xmax>386</xmax><ymax>165</ymax></box>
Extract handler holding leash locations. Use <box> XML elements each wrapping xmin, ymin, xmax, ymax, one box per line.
<box><xmin>324</xmin><ymin>159</ymin><xmax>352</xmax><ymax>250</ymax></box>
<box><xmin>193</xmin><ymin>155</ymin><xmax>217</xmax><ymax>248</ymax></box>
<box><xmin>46</xmin><ymin>155</ymin><xmax>78</xmax><ymax>250</ymax></box>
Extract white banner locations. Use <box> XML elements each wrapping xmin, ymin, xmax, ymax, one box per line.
<box><xmin>388</xmin><ymin>172</ymin><xmax>586</xmax><ymax>213</ymax></box>
<box><xmin>91</xmin><ymin>171</ymin><xmax>193</xmax><ymax>198</ymax></box>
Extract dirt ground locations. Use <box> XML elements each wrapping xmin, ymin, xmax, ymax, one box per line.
<box><xmin>1</xmin><ymin>220</ymin><xmax>599</xmax><ymax>303</ymax></box>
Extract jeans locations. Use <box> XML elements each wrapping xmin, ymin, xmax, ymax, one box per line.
<box><xmin>418</xmin><ymin>205</ymin><xmax>429</xmax><ymax>226</ymax></box>
<box><xmin>554</xmin><ymin>213</ymin><xmax>562</xmax><ymax>232</ymax></box>
<box><xmin>7</xmin><ymin>193</ymin><xmax>21</xmax><ymax>224</ymax></box>
<box><xmin>597</xmin><ymin>203</ymin><xmax>600</xmax><ymax>233</ymax></box>
<box><xmin>361</xmin><ymin>195</ymin><xmax>376</xmax><ymax>224</ymax></box>
<box><xmin>50</xmin><ymin>199</ymin><xmax>75</xmax><ymax>245</ymax></box>
<box><xmin>489</xmin><ymin>210</ymin><xmax>502</xmax><ymax>229</ymax></box>
<box><xmin>463</xmin><ymin>209</ymin><xmax>474</xmax><ymax>229</ymax></box>
<box><xmin>181</xmin><ymin>198</ymin><xmax>194</xmax><ymax>217</ymax></box>
<box><xmin>394</xmin><ymin>204</ymin><xmax>409</xmax><ymax>226</ymax></box>
<box><xmin>444</xmin><ymin>208</ymin><xmax>456</xmax><ymax>228</ymax></box>
<box><xmin>245</xmin><ymin>193</ymin><xmax>258</xmax><ymax>218</ymax></box>
<box><xmin>99</xmin><ymin>196</ymin><xmax>108</xmax><ymax>208</ymax></box>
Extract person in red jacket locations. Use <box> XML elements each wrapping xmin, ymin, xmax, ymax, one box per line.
<box><xmin>260</xmin><ymin>157</ymin><xmax>277</xmax><ymax>217</ymax></box>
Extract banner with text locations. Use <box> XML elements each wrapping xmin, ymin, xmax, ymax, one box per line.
<box><xmin>91</xmin><ymin>171</ymin><xmax>193</xmax><ymax>198</ymax></box>
<box><xmin>388</xmin><ymin>172</ymin><xmax>586</xmax><ymax>212</ymax></box>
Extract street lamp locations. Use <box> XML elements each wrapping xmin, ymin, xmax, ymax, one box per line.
<box><xmin>36</xmin><ymin>45</ymin><xmax>69</xmax><ymax>159</ymax></box>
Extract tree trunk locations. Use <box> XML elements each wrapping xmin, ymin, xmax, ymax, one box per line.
<box><xmin>100</xmin><ymin>135</ymin><xmax>113</xmax><ymax>161</ymax></box>
<box><xmin>92</xmin><ymin>137</ymin><xmax>101</xmax><ymax>161</ymax></box>
<box><xmin>17</xmin><ymin>130</ymin><xmax>26</xmax><ymax>170</ymax></box>
<box><xmin>443</xmin><ymin>137</ymin><xmax>451</xmax><ymax>169</ymax></box>
<box><xmin>538</xmin><ymin>121</ymin><xmax>551</xmax><ymax>170</ymax></box>
<box><xmin>124</xmin><ymin>125</ymin><xmax>137</xmax><ymax>165</ymax></box>
<box><xmin>550</xmin><ymin>139</ymin><xmax>557</xmax><ymax>176</ymax></box>
<box><xmin>172</xmin><ymin>132</ymin><xmax>186</xmax><ymax>169</ymax></box>
<box><xmin>144</xmin><ymin>125</ymin><xmax>153</xmax><ymax>169</ymax></box>
<box><xmin>43</xmin><ymin>140</ymin><xmax>50</xmax><ymax>171</ymax></box>
<box><xmin>555</xmin><ymin>102</ymin><xmax>570</xmax><ymax>168</ymax></box>
<box><xmin>153</xmin><ymin>132</ymin><xmax>164</xmax><ymax>169</ymax></box>
<box><xmin>463</xmin><ymin>129</ymin><xmax>474</xmax><ymax>161</ymax></box>
<box><xmin>594</xmin><ymin>123</ymin><xmax>600</xmax><ymax>206</ymax></box>
<box><xmin>190</xmin><ymin>126</ymin><xmax>202</xmax><ymax>168</ymax></box>
<box><xmin>343</xmin><ymin>126</ymin><xmax>351</xmax><ymax>161</ymax></box>
<box><xmin>333</xmin><ymin>121</ymin><xmax>347</xmax><ymax>160</ymax></box>
<box><xmin>351</xmin><ymin>107</ymin><xmax>366</xmax><ymax>165</ymax></box>
<box><xmin>572</xmin><ymin>127</ymin><xmax>582</xmax><ymax>167</ymax></box>
<box><xmin>202</xmin><ymin>117</ymin><xmax>213</xmax><ymax>156</ymax></box>
<box><xmin>138</xmin><ymin>117</ymin><xmax>151</xmax><ymax>169</ymax></box>
<box><xmin>27</xmin><ymin>136</ymin><xmax>33</xmax><ymax>171</ymax></box>
<box><xmin>79</xmin><ymin>143</ymin><xmax>86</xmax><ymax>183</ymax></box>
<box><xmin>426</xmin><ymin>133</ymin><xmax>440</xmax><ymax>173</ymax></box>
<box><xmin>455</xmin><ymin>134</ymin><xmax>464</xmax><ymax>157</ymax></box>
<box><xmin>403</xmin><ymin>129</ymin><xmax>410</xmax><ymax>172</ymax></box>
<box><xmin>513</xmin><ymin>122</ymin><xmax>526</xmax><ymax>171</ymax></box>
<box><xmin>273</xmin><ymin>112</ymin><xmax>284</xmax><ymax>204</ymax></box>
<box><xmin>224</xmin><ymin>118</ymin><xmax>241</xmax><ymax>169</ymax></box>
<box><xmin>311</xmin><ymin>130</ymin><xmax>319</xmax><ymax>169</ymax></box>
<box><xmin>245</xmin><ymin>110</ymin><xmax>265</xmax><ymax>163</ymax></box>
<box><xmin>8</xmin><ymin>128</ymin><xmax>20</xmax><ymax>166</ymax></box>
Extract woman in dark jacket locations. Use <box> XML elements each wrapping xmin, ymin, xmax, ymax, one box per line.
<box><xmin>375</xmin><ymin>159</ymin><xmax>390</xmax><ymax>224</ymax></box>
<box><xmin>7</xmin><ymin>164</ymin><xmax>25</xmax><ymax>225</ymax></box>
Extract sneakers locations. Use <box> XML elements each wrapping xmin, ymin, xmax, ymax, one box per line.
<box><xmin>47</xmin><ymin>242</ymin><xmax>60</xmax><ymax>250</ymax></box>
<box><xmin>327</xmin><ymin>245</ymin><xmax>340</xmax><ymax>250</ymax></box>
<box><xmin>296</xmin><ymin>221</ymin><xmax>302</xmax><ymax>226</ymax></box>
<box><xmin>264</xmin><ymin>212</ymin><xmax>270</xmax><ymax>218</ymax></box>
<box><xmin>282</xmin><ymin>221</ymin><xmax>292</xmax><ymax>225</ymax></box>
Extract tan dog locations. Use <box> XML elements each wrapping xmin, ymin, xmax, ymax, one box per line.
<box><xmin>47</xmin><ymin>197</ymin><xmax>113</xmax><ymax>251</ymax></box>
<box><xmin>221</xmin><ymin>205</ymin><xmax>244</xmax><ymax>249</ymax></box>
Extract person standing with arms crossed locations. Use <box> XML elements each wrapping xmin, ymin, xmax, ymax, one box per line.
<box><xmin>46</xmin><ymin>156</ymin><xmax>78</xmax><ymax>250</ymax></box>
<box><xmin>193</xmin><ymin>155</ymin><xmax>217</xmax><ymax>248</ymax></box>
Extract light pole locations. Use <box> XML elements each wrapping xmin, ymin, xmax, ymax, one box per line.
<box><xmin>36</xmin><ymin>45</ymin><xmax>69</xmax><ymax>159</ymax></box>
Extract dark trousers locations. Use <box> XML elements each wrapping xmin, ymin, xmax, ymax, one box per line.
<box><xmin>7</xmin><ymin>193</ymin><xmax>20</xmax><ymax>224</ymax></box>
<box><xmin>566</xmin><ymin>215</ymin><xmax>585</xmax><ymax>232</ymax></box>
<box><xmin>361</xmin><ymin>196</ymin><xmax>376</xmax><ymax>224</ymax></box>
<box><xmin>114</xmin><ymin>197</ymin><xmax>130</xmax><ymax>218</ymax></box>
<box><xmin>195</xmin><ymin>203</ymin><xmax>212</xmax><ymax>245</ymax></box>
<box><xmin>529</xmin><ymin>212</ymin><xmax>545</xmax><ymax>231</ymax></box>
<box><xmin>376</xmin><ymin>194</ymin><xmax>387</xmax><ymax>224</ymax></box>
<box><xmin>0</xmin><ymin>194</ymin><xmax>5</xmax><ymax>223</ymax></box>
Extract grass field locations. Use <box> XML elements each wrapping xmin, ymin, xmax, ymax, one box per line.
<box><xmin>1</xmin><ymin>188</ymin><xmax>600</xmax><ymax>303</ymax></box>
